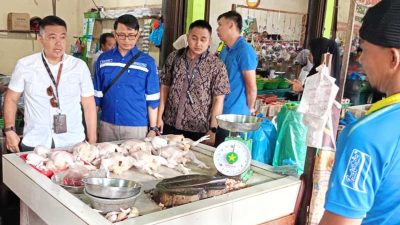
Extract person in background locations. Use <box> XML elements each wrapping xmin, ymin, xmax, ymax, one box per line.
<box><xmin>347</xmin><ymin>47</ymin><xmax>364</xmax><ymax>76</ymax></box>
<box><xmin>290</xmin><ymin>37</ymin><xmax>341</xmax><ymax>93</ymax></box>
<box><xmin>294</xmin><ymin>49</ymin><xmax>313</xmax><ymax>86</ymax></box>
<box><xmin>94</xmin><ymin>14</ymin><xmax>160</xmax><ymax>142</ymax></box>
<box><xmin>319</xmin><ymin>1</ymin><xmax>400</xmax><ymax>224</ymax></box>
<box><xmin>214</xmin><ymin>10</ymin><xmax>258</xmax><ymax>146</ymax></box>
<box><xmin>158</xmin><ymin>20</ymin><xmax>230</xmax><ymax>145</ymax></box>
<box><xmin>91</xmin><ymin>32</ymin><xmax>116</xmax><ymax>75</ymax></box>
<box><xmin>3</xmin><ymin>15</ymin><xmax>97</xmax><ymax>152</ymax></box>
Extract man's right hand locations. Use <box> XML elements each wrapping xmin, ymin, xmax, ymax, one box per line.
<box><xmin>5</xmin><ymin>131</ymin><xmax>20</xmax><ymax>153</ymax></box>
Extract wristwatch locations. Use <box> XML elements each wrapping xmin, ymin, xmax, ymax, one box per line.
<box><xmin>210</xmin><ymin>127</ymin><xmax>217</xmax><ymax>133</ymax></box>
<box><xmin>2</xmin><ymin>126</ymin><xmax>16</xmax><ymax>135</ymax></box>
<box><xmin>149</xmin><ymin>126</ymin><xmax>161</xmax><ymax>135</ymax></box>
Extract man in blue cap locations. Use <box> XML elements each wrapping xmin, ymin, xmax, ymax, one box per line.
<box><xmin>319</xmin><ymin>1</ymin><xmax>400</xmax><ymax>224</ymax></box>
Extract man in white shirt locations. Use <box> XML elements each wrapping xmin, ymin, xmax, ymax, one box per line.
<box><xmin>3</xmin><ymin>15</ymin><xmax>97</xmax><ymax>152</ymax></box>
<box><xmin>91</xmin><ymin>32</ymin><xmax>115</xmax><ymax>75</ymax></box>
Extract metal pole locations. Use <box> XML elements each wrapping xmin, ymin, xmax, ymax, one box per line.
<box><xmin>52</xmin><ymin>0</ymin><xmax>56</xmax><ymax>16</ymax></box>
<box><xmin>337</xmin><ymin>0</ymin><xmax>357</xmax><ymax>101</ymax></box>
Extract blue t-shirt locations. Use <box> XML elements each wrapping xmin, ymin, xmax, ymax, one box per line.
<box><xmin>325</xmin><ymin>103</ymin><xmax>400</xmax><ymax>225</ymax></box>
<box><xmin>93</xmin><ymin>47</ymin><xmax>160</xmax><ymax>126</ymax></box>
<box><xmin>219</xmin><ymin>36</ymin><xmax>257</xmax><ymax>115</ymax></box>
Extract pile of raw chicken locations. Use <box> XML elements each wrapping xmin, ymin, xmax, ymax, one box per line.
<box><xmin>25</xmin><ymin>134</ymin><xmax>210</xmax><ymax>180</ymax></box>
<box><xmin>24</xmin><ymin>135</ymin><xmax>210</xmax><ymax>222</ymax></box>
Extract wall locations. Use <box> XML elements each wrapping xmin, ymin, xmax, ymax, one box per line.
<box><xmin>77</xmin><ymin>0</ymin><xmax>162</xmax><ymax>66</ymax></box>
<box><xmin>0</xmin><ymin>0</ymin><xmax>162</xmax><ymax>75</ymax></box>
<box><xmin>209</xmin><ymin>0</ymin><xmax>309</xmax><ymax>51</ymax></box>
<box><xmin>0</xmin><ymin>0</ymin><xmax>80</xmax><ymax>75</ymax></box>
<box><xmin>336</xmin><ymin>0</ymin><xmax>380</xmax><ymax>41</ymax></box>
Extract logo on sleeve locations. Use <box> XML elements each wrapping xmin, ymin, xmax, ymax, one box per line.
<box><xmin>341</xmin><ymin>149</ymin><xmax>372</xmax><ymax>192</ymax></box>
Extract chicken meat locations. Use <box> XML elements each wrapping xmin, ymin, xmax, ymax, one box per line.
<box><xmin>72</xmin><ymin>142</ymin><xmax>99</xmax><ymax>164</ymax></box>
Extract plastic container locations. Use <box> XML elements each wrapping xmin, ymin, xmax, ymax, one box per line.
<box><xmin>278</xmin><ymin>80</ymin><xmax>290</xmax><ymax>89</ymax></box>
<box><xmin>263</xmin><ymin>80</ymin><xmax>279</xmax><ymax>90</ymax></box>
<box><xmin>257</xmin><ymin>81</ymin><xmax>264</xmax><ymax>90</ymax></box>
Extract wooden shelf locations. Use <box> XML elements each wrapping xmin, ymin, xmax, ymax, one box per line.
<box><xmin>0</xmin><ymin>29</ymin><xmax>38</xmax><ymax>34</ymax></box>
<box><xmin>96</xmin><ymin>16</ymin><xmax>157</xmax><ymax>21</ymax></box>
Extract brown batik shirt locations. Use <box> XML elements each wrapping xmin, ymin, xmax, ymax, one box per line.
<box><xmin>160</xmin><ymin>49</ymin><xmax>230</xmax><ymax>133</ymax></box>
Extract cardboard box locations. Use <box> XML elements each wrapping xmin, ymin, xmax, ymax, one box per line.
<box><xmin>7</xmin><ymin>13</ymin><xmax>30</xmax><ymax>31</ymax></box>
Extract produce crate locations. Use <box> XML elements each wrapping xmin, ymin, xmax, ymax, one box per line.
<box><xmin>264</xmin><ymin>80</ymin><xmax>280</xmax><ymax>90</ymax></box>
<box><xmin>257</xmin><ymin>88</ymin><xmax>291</xmax><ymax>98</ymax></box>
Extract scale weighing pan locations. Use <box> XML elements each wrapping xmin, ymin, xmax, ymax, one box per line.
<box><xmin>216</xmin><ymin>114</ymin><xmax>266</xmax><ymax>132</ymax></box>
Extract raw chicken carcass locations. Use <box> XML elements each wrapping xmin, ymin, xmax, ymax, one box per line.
<box><xmin>33</xmin><ymin>145</ymin><xmax>52</xmax><ymax>158</ymax></box>
<box><xmin>158</xmin><ymin>143</ymin><xmax>209</xmax><ymax>174</ymax></box>
<box><xmin>101</xmin><ymin>153</ymin><xmax>135</xmax><ymax>175</ymax></box>
<box><xmin>129</xmin><ymin>149</ymin><xmax>168</xmax><ymax>179</ymax></box>
<box><xmin>120</xmin><ymin>139</ymin><xmax>148</xmax><ymax>154</ymax></box>
<box><xmin>48</xmin><ymin>151</ymin><xmax>74</xmax><ymax>171</ymax></box>
<box><xmin>150</xmin><ymin>136</ymin><xmax>168</xmax><ymax>150</ymax></box>
<box><xmin>72</xmin><ymin>142</ymin><xmax>99</xmax><ymax>164</ymax></box>
<box><xmin>26</xmin><ymin>153</ymin><xmax>48</xmax><ymax>170</ymax></box>
<box><xmin>96</xmin><ymin>142</ymin><xmax>127</xmax><ymax>157</ymax></box>
<box><xmin>165</xmin><ymin>134</ymin><xmax>185</xmax><ymax>145</ymax></box>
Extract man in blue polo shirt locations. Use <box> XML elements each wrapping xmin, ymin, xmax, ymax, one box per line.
<box><xmin>319</xmin><ymin>1</ymin><xmax>400</xmax><ymax>225</ymax></box>
<box><xmin>94</xmin><ymin>14</ymin><xmax>160</xmax><ymax>141</ymax></box>
<box><xmin>214</xmin><ymin>11</ymin><xmax>258</xmax><ymax>146</ymax></box>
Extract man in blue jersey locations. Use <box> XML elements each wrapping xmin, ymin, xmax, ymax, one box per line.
<box><xmin>214</xmin><ymin>11</ymin><xmax>258</xmax><ymax>146</ymax></box>
<box><xmin>94</xmin><ymin>14</ymin><xmax>160</xmax><ymax>141</ymax></box>
<box><xmin>319</xmin><ymin>1</ymin><xmax>400</xmax><ymax>225</ymax></box>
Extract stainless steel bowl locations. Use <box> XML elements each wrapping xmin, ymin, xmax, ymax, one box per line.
<box><xmin>83</xmin><ymin>177</ymin><xmax>141</xmax><ymax>199</ymax></box>
<box><xmin>51</xmin><ymin>172</ymin><xmax>84</xmax><ymax>194</ymax></box>
<box><xmin>84</xmin><ymin>189</ymin><xmax>141</xmax><ymax>213</ymax></box>
<box><xmin>216</xmin><ymin>114</ymin><xmax>266</xmax><ymax>132</ymax></box>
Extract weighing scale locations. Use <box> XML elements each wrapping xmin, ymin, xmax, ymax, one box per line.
<box><xmin>214</xmin><ymin>114</ymin><xmax>266</xmax><ymax>181</ymax></box>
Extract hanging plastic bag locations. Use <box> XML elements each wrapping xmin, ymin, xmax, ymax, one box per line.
<box><xmin>149</xmin><ymin>20</ymin><xmax>164</xmax><ymax>47</ymax></box>
<box><xmin>247</xmin><ymin>117</ymin><xmax>277</xmax><ymax>165</ymax></box>
<box><xmin>273</xmin><ymin>102</ymin><xmax>308</xmax><ymax>175</ymax></box>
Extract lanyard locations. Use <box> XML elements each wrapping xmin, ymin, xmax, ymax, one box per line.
<box><xmin>41</xmin><ymin>53</ymin><xmax>63</xmax><ymax>108</ymax></box>
<box><xmin>365</xmin><ymin>93</ymin><xmax>400</xmax><ymax>115</ymax></box>
<box><xmin>184</xmin><ymin>51</ymin><xmax>208</xmax><ymax>88</ymax></box>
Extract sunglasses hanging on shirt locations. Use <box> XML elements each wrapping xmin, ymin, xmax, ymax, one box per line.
<box><xmin>41</xmin><ymin>54</ymin><xmax>67</xmax><ymax>134</ymax></box>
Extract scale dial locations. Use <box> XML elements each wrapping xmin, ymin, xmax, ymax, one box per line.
<box><xmin>213</xmin><ymin>140</ymin><xmax>251</xmax><ymax>177</ymax></box>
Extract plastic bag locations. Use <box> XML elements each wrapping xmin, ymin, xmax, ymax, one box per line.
<box><xmin>62</xmin><ymin>164</ymin><xmax>89</xmax><ymax>186</ymax></box>
<box><xmin>273</xmin><ymin>102</ymin><xmax>308</xmax><ymax>175</ymax></box>
<box><xmin>149</xmin><ymin>22</ymin><xmax>164</xmax><ymax>47</ymax></box>
<box><xmin>247</xmin><ymin>118</ymin><xmax>277</xmax><ymax>165</ymax></box>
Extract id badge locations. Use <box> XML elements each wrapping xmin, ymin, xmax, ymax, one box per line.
<box><xmin>53</xmin><ymin>114</ymin><xmax>67</xmax><ymax>134</ymax></box>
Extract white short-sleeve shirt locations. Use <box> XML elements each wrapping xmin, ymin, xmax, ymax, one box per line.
<box><xmin>8</xmin><ymin>52</ymin><xmax>95</xmax><ymax>148</ymax></box>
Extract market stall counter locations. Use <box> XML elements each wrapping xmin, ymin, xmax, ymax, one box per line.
<box><xmin>2</xmin><ymin>143</ymin><xmax>300</xmax><ymax>225</ymax></box>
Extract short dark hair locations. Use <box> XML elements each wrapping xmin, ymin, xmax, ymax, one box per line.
<box><xmin>114</xmin><ymin>14</ymin><xmax>139</xmax><ymax>30</ymax></box>
<box><xmin>189</xmin><ymin>20</ymin><xmax>212</xmax><ymax>35</ymax></box>
<box><xmin>39</xmin><ymin>15</ymin><xmax>67</xmax><ymax>33</ymax></box>
<box><xmin>99</xmin><ymin>33</ymin><xmax>114</xmax><ymax>46</ymax></box>
<box><xmin>217</xmin><ymin>11</ymin><xmax>242</xmax><ymax>31</ymax></box>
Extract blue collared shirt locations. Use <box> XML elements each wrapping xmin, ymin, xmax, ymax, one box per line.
<box><xmin>219</xmin><ymin>36</ymin><xmax>258</xmax><ymax>115</ymax></box>
<box><xmin>325</xmin><ymin>103</ymin><xmax>400</xmax><ymax>225</ymax></box>
<box><xmin>94</xmin><ymin>47</ymin><xmax>160</xmax><ymax>126</ymax></box>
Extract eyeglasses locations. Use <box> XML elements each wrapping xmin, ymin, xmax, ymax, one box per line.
<box><xmin>47</xmin><ymin>86</ymin><xmax>59</xmax><ymax>108</ymax></box>
<box><xmin>115</xmin><ymin>32</ymin><xmax>139</xmax><ymax>40</ymax></box>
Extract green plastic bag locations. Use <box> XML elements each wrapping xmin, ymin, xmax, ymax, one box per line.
<box><xmin>273</xmin><ymin>102</ymin><xmax>308</xmax><ymax>175</ymax></box>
